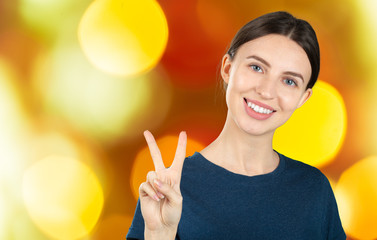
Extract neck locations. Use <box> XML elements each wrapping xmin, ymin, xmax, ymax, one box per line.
<box><xmin>201</xmin><ymin>113</ymin><xmax>279</xmax><ymax>176</ymax></box>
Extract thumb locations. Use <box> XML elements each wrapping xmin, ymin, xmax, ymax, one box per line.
<box><xmin>154</xmin><ymin>179</ymin><xmax>183</xmax><ymax>205</ymax></box>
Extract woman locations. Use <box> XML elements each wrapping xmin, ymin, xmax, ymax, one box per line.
<box><xmin>127</xmin><ymin>11</ymin><xmax>346</xmax><ymax>240</ymax></box>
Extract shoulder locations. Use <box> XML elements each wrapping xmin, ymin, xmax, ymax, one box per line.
<box><xmin>280</xmin><ymin>152</ymin><xmax>325</xmax><ymax>176</ymax></box>
<box><xmin>182</xmin><ymin>152</ymin><xmax>211</xmax><ymax>171</ymax></box>
<box><xmin>180</xmin><ymin>152</ymin><xmax>224</xmax><ymax>190</ymax></box>
<box><xmin>278</xmin><ymin>152</ymin><xmax>330</xmax><ymax>187</ymax></box>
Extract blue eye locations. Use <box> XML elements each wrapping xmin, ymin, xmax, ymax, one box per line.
<box><xmin>251</xmin><ymin>65</ymin><xmax>262</xmax><ymax>72</ymax></box>
<box><xmin>284</xmin><ymin>79</ymin><xmax>297</xmax><ymax>86</ymax></box>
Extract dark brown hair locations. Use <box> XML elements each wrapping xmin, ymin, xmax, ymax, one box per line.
<box><xmin>226</xmin><ymin>11</ymin><xmax>320</xmax><ymax>89</ymax></box>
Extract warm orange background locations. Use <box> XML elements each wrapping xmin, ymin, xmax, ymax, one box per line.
<box><xmin>1</xmin><ymin>0</ymin><xmax>377</xmax><ymax>239</ymax></box>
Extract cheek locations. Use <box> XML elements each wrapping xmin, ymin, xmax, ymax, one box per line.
<box><xmin>229</xmin><ymin>77</ymin><xmax>253</xmax><ymax>96</ymax></box>
<box><xmin>225</xmin><ymin>75</ymin><xmax>245</xmax><ymax>98</ymax></box>
<box><xmin>225</xmin><ymin>78</ymin><xmax>245</xmax><ymax>109</ymax></box>
<box><xmin>224</xmin><ymin>82</ymin><xmax>234</xmax><ymax>107</ymax></box>
<box><xmin>279</xmin><ymin>93</ymin><xmax>303</xmax><ymax>111</ymax></box>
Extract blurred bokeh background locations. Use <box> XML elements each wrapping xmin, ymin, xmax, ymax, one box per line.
<box><xmin>1</xmin><ymin>0</ymin><xmax>377</xmax><ymax>239</ymax></box>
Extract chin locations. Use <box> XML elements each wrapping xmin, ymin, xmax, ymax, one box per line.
<box><xmin>245</xmin><ymin>129</ymin><xmax>274</xmax><ymax>137</ymax></box>
<box><xmin>239</xmin><ymin>122</ymin><xmax>275</xmax><ymax>137</ymax></box>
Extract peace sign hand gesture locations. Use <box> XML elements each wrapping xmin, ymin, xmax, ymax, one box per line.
<box><xmin>139</xmin><ymin>130</ymin><xmax>187</xmax><ymax>239</ymax></box>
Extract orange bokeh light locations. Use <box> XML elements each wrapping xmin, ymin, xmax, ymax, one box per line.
<box><xmin>91</xmin><ymin>214</ymin><xmax>133</xmax><ymax>239</ymax></box>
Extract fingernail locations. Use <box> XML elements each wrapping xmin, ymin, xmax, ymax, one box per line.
<box><xmin>153</xmin><ymin>194</ymin><xmax>160</xmax><ymax>201</ymax></box>
<box><xmin>157</xmin><ymin>192</ymin><xmax>165</xmax><ymax>199</ymax></box>
<box><xmin>154</xmin><ymin>179</ymin><xmax>162</xmax><ymax>188</ymax></box>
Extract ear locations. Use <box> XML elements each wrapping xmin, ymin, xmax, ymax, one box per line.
<box><xmin>221</xmin><ymin>54</ymin><xmax>232</xmax><ymax>84</ymax></box>
<box><xmin>297</xmin><ymin>88</ymin><xmax>313</xmax><ymax>108</ymax></box>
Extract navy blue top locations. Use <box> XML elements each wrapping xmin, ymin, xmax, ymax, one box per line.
<box><xmin>127</xmin><ymin>152</ymin><xmax>346</xmax><ymax>240</ymax></box>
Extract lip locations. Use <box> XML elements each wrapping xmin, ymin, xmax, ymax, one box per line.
<box><xmin>243</xmin><ymin>98</ymin><xmax>276</xmax><ymax>120</ymax></box>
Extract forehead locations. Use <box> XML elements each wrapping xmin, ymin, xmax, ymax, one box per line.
<box><xmin>235</xmin><ymin>34</ymin><xmax>311</xmax><ymax>81</ymax></box>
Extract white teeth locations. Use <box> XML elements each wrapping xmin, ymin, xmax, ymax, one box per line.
<box><xmin>247</xmin><ymin>102</ymin><xmax>273</xmax><ymax>114</ymax></box>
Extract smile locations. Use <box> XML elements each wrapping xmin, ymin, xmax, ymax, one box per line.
<box><xmin>247</xmin><ymin>102</ymin><xmax>273</xmax><ymax>114</ymax></box>
<box><xmin>244</xmin><ymin>98</ymin><xmax>276</xmax><ymax>116</ymax></box>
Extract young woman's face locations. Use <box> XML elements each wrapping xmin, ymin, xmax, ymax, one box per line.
<box><xmin>221</xmin><ymin>34</ymin><xmax>313</xmax><ymax>136</ymax></box>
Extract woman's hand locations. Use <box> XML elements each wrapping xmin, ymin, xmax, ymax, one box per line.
<box><xmin>139</xmin><ymin>130</ymin><xmax>187</xmax><ymax>239</ymax></box>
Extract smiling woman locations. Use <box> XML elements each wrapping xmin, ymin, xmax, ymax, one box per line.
<box><xmin>127</xmin><ymin>11</ymin><xmax>346</xmax><ymax>240</ymax></box>
<box><xmin>221</xmin><ymin>34</ymin><xmax>313</xmax><ymax>136</ymax></box>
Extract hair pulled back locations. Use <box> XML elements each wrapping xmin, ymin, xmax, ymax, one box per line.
<box><xmin>227</xmin><ymin>11</ymin><xmax>320</xmax><ymax>89</ymax></box>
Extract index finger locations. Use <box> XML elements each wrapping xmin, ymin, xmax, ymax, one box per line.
<box><xmin>170</xmin><ymin>131</ymin><xmax>187</xmax><ymax>174</ymax></box>
<box><xmin>143</xmin><ymin>130</ymin><xmax>165</xmax><ymax>171</ymax></box>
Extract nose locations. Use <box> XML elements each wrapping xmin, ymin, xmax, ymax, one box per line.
<box><xmin>255</xmin><ymin>78</ymin><xmax>276</xmax><ymax>99</ymax></box>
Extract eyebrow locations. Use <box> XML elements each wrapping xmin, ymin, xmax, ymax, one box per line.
<box><xmin>246</xmin><ymin>55</ymin><xmax>271</xmax><ymax>68</ymax></box>
<box><xmin>246</xmin><ymin>55</ymin><xmax>304</xmax><ymax>82</ymax></box>
<box><xmin>283</xmin><ymin>71</ymin><xmax>304</xmax><ymax>82</ymax></box>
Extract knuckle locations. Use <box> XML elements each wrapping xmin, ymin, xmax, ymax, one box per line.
<box><xmin>176</xmin><ymin>195</ymin><xmax>183</xmax><ymax>204</ymax></box>
<box><xmin>138</xmin><ymin>182</ymin><xmax>146</xmax><ymax>192</ymax></box>
<box><xmin>146</xmin><ymin>171</ymin><xmax>156</xmax><ymax>181</ymax></box>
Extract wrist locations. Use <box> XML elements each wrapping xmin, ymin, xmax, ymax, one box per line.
<box><xmin>145</xmin><ymin>226</ymin><xmax>177</xmax><ymax>240</ymax></box>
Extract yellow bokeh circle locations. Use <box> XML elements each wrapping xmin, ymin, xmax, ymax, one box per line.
<box><xmin>0</xmin><ymin>58</ymin><xmax>31</xmax><ymax>185</ymax></box>
<box><xmin>130</xmin><ymin>135</ymin><xmax>205</xmax><ymax>199</ymax></box>
<box><xmin>335</xmin><ymin>156</ymin><xmax>377</xmax><ymax>239</ymax></box>
<box><xmin>32</xmin><ymin>44</ymin><xmax>171</xmax><ymax>142</ymax></box>
<box><xmin>273</xmin><ymin>80</ymin><xmax>347</xmax><ymax>167</ymax></box>
<box><xmin>19</xmin><ymin>0</ymin><xmax>79</xmax><ymax>35</ymax></box>
<box><xmin>22</xmin><ymin>156</ymin><xmax>104</xmax><ymax>240</ymax></box>
<box><xmin>78</xmin><ymin>0</ymin><xmax>168</xmax><ymax>76</ymax></box>
<box><xmin>0</xmin><ymin>191</ymin><xmax>5</xmax><ymax>239</ymax></box>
